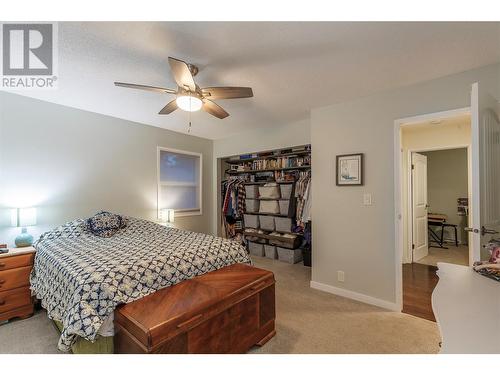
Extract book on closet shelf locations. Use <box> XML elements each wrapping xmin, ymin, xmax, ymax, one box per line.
<box><xmin>258</xmin><ymin>151</ymin><xmax>274</xmax><ymax>157</ymax></box>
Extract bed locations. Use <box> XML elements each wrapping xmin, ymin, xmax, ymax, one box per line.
<box><xmin>30</xmin><ymin>216</ymin><xmax>251</xmax><ymax>353</ymax></box>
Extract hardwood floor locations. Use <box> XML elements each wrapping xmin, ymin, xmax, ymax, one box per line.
<box><xmin>402</xmin><ymin>263</ymin><xmax>439</xmax><ymax>322</ymax></box>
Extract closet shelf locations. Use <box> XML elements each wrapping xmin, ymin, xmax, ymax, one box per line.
<box><xmin>243</xmin><ymin>230</ymin><xmax>302</xmax><ymax>244</ymax></box>
<box><xmin>245</xmin><ymin>229</ymin><xmax>302</xmax><ymax>236</ymax></box>
<box><xmin>245</xmin><ymin>212</ymin><xmax>289</xmax><ymax>217</ymax></box>
<box><xmin>225</xmin><ymin>150</ymin><xmax>311</xmax><ymax>164</ymax></box>
<box><xmin>243</xmin><ymin>181</ymin><xmax>294</xmax><ymax>185</ymax></box>
<box><xmin>249</xmin><ymin>197</ymin><xmax>291</xmax><ymax>201</ymax></box>
<box><xmin>227</xmin><ymin>165</ymin><xmax>311</xmax><ymax>174</ymax></box>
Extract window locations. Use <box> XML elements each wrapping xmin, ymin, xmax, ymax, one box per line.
<box><xmin>157</xmin><ymin>147</ymin><xmax>202</xmax><ymax>216</ymax></box>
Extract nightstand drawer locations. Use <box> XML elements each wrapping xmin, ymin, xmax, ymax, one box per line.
<box><xmin>0</xmin><ymin>266</ymin><xmax>32</xmax><ymax>291</ymax></box>
<box><xmin>0</xmin><ymin>287</ymin><xmax>31</xmax><ymax>314</ymax></box>
<box><xmin>0</xmin><ymin>253</ymin><xmax>34</xmax><ymax>271</ymax></box>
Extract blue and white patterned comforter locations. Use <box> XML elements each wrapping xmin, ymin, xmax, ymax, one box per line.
<box><xmin>30</xmin><ymin>217</ymin><xmax>251</xmax><ymax>351</ymax></box>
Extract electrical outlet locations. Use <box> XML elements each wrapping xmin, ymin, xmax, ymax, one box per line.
<box><xmin>363</xmin><ymin>193</ymin><xmax>372</xmax><ymax>206</ymax></box>
<box><xmin>337</xmin><ymin>270</ymin><xmax>345</xmax><ymax>282</ymax></box>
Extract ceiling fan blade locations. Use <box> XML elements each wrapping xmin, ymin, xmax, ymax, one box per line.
<box><xmin>168</xmin><ymin>57</ymin><xmax>196</xmax><ymax>92</ymax></box>
<box><xmin>202</xmin><ymin>99</ymin><xmax>229</xmax><ymax>119</ymax></box>
<box><xmin>114</xmin><ymin>82</ymin><xmax>176</xmax><ymax>94</ymax></box>
<box><xmin>159</xmin><ymin>100</ymin><xmax>178</xmax><ymax>115</ymax></box>
<box><xmin>201</xmin><ymin>87</ymin><xmax>253</xmax><ymax>100</ymax></box>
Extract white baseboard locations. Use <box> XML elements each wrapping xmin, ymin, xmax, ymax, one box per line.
<box><xmin>310</xmin><ymin>280</ymin><xmax>400</xmax><ymax>312</ymax></box>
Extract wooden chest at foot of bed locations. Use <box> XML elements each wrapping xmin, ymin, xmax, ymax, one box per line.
<box><xmin>114</xmin><ymin>263</ymin><xmax>276</xmax><ymax>354</ymax></box>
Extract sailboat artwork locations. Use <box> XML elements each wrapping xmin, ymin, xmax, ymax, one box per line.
<box><xmin>336</xmin><ymin>153</ymin><xmax>364</xmax><ymax>186</ymax></box>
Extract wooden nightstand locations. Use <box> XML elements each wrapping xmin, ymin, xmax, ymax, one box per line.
<box><xmin>0</xmin><ymin>247</ymin><xmax>36</xmax><ymax>322</ymax></box>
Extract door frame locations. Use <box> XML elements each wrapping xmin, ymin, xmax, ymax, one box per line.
<box><xmin>393</xmin><ymin>107</ymin><xmax>473</xmax><ymax>311</ymax></box>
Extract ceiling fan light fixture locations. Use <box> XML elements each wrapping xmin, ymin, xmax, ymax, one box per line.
<box><xmin>176</xmin><ymin>95</ymin><xmax>202</xmax><ymax>112</ymax></box>
<box><xmin>116</xmin><ymin>57</ymin><xmax>253</xmax><ymax>119</ymax></box>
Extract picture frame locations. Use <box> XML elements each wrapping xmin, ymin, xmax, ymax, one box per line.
<box><xmin>336</xmin><ymin>153</ymin><xmax>364</xmax><ymax>186</ymax></box>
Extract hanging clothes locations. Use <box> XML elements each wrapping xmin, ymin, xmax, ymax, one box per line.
<box><xmin>295</xmin><ymin>171</ymin><xmax>311</xmax><ymax>221</ymax></box>
<box><xmin>222</xmin><ymin>178</ymin><xmax>247</xmax><ymax>218</ymax></box>
<box><xmin>300</xmin><ymin>179</ymin><xmax>311</xmax><ymax>223</ymax></box>
<box><xmin>236</xmin><ymin>182</ymin><xmax>246</xmax><ymax>217</ymax></box>
<box><xmin>221</xmin><ymin>177</ymin><xmax>248</xmax><ymax>238</ymax></box>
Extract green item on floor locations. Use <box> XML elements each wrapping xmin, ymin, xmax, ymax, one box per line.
<box><xmin>52</xmin><ymin>320</ymin><xmax>113</xmax><ymax>354</ymax></box>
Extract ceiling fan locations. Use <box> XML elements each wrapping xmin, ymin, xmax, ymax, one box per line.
<box><xmin>114</xmin><ymin>57</ymin><xmax>253</xmax><ymax>119</ymax></box>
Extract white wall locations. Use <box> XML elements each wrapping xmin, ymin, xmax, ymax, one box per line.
<box><xmin>310</xmin><ymin>63</ymin><xmax>500</xmax><ymax>308</ymax></box>
<box><xmin>0</xmin><ymin>92</ymin><xmax>214</xmax><ymax>247</ymax></box>
<box><xmin>401</xmin><ymin>117</ymin><xmax>471</xmax><ymax>262</ymax></box>
<box><xmin>213</xmin><ymin>118</ymin><xmax>310</xmax><ymax>158</ymax></box>
<box><xmin>211</xmin><ymin>118</ymin><xmax>311</xmax><ymax>235</ymax></box>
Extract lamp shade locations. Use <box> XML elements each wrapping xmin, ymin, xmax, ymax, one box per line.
<box><xmin>159</xmin><ymin>208</ymin><xmax>175</xmax><ymax>224</ymax></box>
<box><xmin>11</xmin><ymin>207</ymin><xmax>37</xmax><ymax>227</ymax></box>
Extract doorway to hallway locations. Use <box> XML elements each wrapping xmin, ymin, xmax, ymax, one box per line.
<box><xmin>413</xmin><ymin>147</ymin><xmax>469</xmax><ymax>268</ymax></box>
<box><xmin>398</xmin><ymin>110</ymin><xmax>472</xmax><ymax>321</ymax></box>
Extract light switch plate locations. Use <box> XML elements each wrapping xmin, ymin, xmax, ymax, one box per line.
<box><xmin>337</xmin><ymin>271</ymin><xmax>345</xmax><ymax>282</ymax></box>
<box><xmin>363</xmin><ymin>193</ymin><xmax>372</xmax><ymax>206</ymax></box>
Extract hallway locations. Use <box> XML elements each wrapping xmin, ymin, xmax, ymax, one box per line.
<box><xmin>402</xmin><ymin>263</ymin><xmax>439</xmax><ymax>321</ymax></box>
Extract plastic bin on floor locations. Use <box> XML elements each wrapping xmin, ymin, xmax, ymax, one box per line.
<box><xmin>264</xmin><ymin>244</ymin><xmax>278</xmax><ymax>259</ymax></box>
<box><xmin>248</xmin><ymin>241</ymin><xmax>265</xmax><ymax>257</ymax></box>
<box><xmin>277</xmin><ymin>247</ymin><xmax>303</xmax><ymax>264</ymax></box>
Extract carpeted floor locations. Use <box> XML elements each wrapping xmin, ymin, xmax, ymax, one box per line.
<box><xmin>0</xmin><ymin>308</ymin><xmax>62</xmax><ymax>354</ymax></box>
<box><xmin>416</xmin><ymin>244</ymin><xmax>469</xmax><ymax>267</ymax></box>
<box><xmin>0</xmin><ymin>256</ymin><xmax>441</xmax><ymax>354</ymax></box>
<box><xmin>250</xmin><ymin>257</ymin><xmax>440</xmax><ymax>353</ymax></box>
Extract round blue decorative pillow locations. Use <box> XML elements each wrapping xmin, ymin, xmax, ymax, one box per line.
<box><xmin>86</xmin><ymin>211</ymin><xmax>127</xmax><ymax>237</ymax></box>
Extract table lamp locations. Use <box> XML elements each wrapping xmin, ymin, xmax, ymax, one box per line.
<box><xmin>11</xmin><ymin>207</ymin><xmax>37</xmax><ymax>247</ymax></box>
<box><xmin>159</xmin><ymin>208</ymin><xmax>175</xmax><ymax>227</ymax></box>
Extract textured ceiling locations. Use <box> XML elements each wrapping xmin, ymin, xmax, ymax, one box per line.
<box><xmin>7</xmin><ymin>22</ymin><xmax>500</xmax><ymax>139</ymax></box>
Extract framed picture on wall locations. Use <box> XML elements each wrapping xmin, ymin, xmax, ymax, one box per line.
<box><xmin>336</xmin><ymin>153</ymin><xmax>364</xmax><ymax>186</ymax></box>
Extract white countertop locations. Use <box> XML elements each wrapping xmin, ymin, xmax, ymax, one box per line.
<box><xmin>0</xmin><ymin>246</ymin><xmax>36</xmax><ymax>258</ymax></box>
<box><xmin>432</xmin><ymin>262</ymin><xmax>500</xmax><ymax>354</ymax></box>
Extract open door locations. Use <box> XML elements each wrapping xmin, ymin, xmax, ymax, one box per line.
<box><xmin>412</xmin><ymin>152</ymin><xmax>429</xmax><ymax>261</ymax></box>
<box><xmin>468</xmin><ymin>82</ymin><xmax>500</xmax><ymax>263</ymax></box>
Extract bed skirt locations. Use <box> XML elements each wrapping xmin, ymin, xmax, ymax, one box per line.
<box><xmin>52</xmin><ymin>320</ymin><xmax>113</xmax><ymax>354</ymax></box>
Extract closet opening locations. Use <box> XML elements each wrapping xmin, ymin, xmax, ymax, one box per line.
<box><xmin>217</xmin><ymin>145</ymin><xmax>312</xmax><ymax>273</ymax></box>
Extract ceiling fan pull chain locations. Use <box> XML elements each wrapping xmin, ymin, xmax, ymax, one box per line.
<box><xmin>188</xmin><ymin>96</ymin><xmax>192</xmax><ymax>133</ymax></box>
